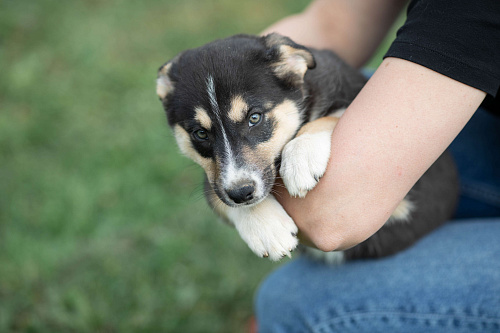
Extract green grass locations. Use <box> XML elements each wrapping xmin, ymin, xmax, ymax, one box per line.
<box><xmin>0</xmin><ymin>1</ymin><xmax>400</xmax><ymax>331</ymax></box>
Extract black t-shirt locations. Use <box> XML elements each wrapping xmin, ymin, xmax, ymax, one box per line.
<box><xmin>385</xmin><ymin>0</ymin><xmax>500</xmax><ymax>113</ymax></box>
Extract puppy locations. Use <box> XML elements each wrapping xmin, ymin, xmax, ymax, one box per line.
<box><xmin>156</xmin><ymin>33</ymin><xmax>459</xmax><ymax>262</ymax></box>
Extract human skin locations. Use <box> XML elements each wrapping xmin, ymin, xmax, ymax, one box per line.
<box><xmin>262</xmin><ymin>0</ymin><xmax>408</xmax><ymax>68</ymax></box>
<box><xmin>264</xmin><ymin>0</ymin><xmax>487</xmax><ymax>252</ymax></box>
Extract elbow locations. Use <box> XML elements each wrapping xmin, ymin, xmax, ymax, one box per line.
<box><xmin>310</xmin><ymin>231</ymin><xmax>365</xmax><ymax>253</ymax></box>
<box><xmin>313</xmin><ymin>239</ymin><xmax>340</xmax><ymax>253</ymax></box>
<box><xmin>305</xmin><ymin>215</ymin><xmax>371</xmax><ymax>253</ymax></box>
<box><xmin>304</xmin><ymin>220</ymin><xmax>347</xmax><ymax>253</ymax></box>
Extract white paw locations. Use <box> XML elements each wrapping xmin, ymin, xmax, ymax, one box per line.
<box><xmin>228</xmin><ymin>196</ymin><xmax>299</xmax><ymax>261</ymax></box>
<box><xmin>280</xmin><ymin>131</ymin><xmax>332</xmax><ymax>198</ymax></box>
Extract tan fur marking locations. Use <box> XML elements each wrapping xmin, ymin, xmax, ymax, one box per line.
<box><xmin>194</xmin><ymin>107</ymin><xmax>212</xmax><ymax>130</ymax></box>
<box><xmin>296</xmin><ymin>116</ymin><xmax>339</xmax><ymax>137</ymax></box>
<box><xmin>157</xmin><ymin>63</ymin><xmax>174</xmax><ymax>99</ymax></box>
<box><xmin>173</xmin><ymin>125</ymin><xmax>215</xmax><ymax>181</ymax></box>
<box><xmin>271</xmin><ymin>45</ymin><xmax>314</xmax><ymax>83</ymax></box>
<box><xmin>265</xmin><ymin>33</ymin><xmax>285</xmax><ymax>47</ymax></box>
<box><xmin>257</xmin><ymin>99</ymin><xmax>302</xmax><ymax>161</ymax></box>
<box><xmin>241</xmin><ymin>145</ymin><xmax>273</xmax><ymax>173</ymax></box>
<box><xmin>229</xmin><ymin>96</ymin><xmax>248</xmax><ymax>123</ymax></box>
<box><xmin>158</xmin><ymin>62</ymin><xmax>172</xmax><ymax>77</ymax></box>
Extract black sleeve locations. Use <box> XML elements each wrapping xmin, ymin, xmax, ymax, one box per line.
<box><xmin>384</xmin><ymin>0</ymin><xmax>500</xmax><ymax>101</ymax></box>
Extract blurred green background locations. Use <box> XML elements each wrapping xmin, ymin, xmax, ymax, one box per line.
<box><xmin>0</xmin><ymin>1</ymin><xmax>400</xmax><ymax>332</ymax></box>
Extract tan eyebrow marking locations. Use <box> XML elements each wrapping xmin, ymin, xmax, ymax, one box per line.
<box><xmin>257</xmin><ymin>99</ymin><xmax>302</xmax><ymax>161</ymax></box>
<box><xmin>173</xmin><ymin>124</ymin><xmax>215</xmax><ymax>182</ymax></box>
<box><xmin>195</xmin><ymin>106</ymin><xmax>212</xmax><ymax>130</ymax></box>
<box><xmin>229</xmin><ymin>95</ymin><xmax>248</xmax><ymax>123</ymax></box>
<box><xmin>264</xmin><ymin>101</ymin><xmax>274</xmax><ymax>110</ymax></box>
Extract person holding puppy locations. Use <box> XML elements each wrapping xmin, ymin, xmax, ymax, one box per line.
<box><xmin>256</xmin><ymin>0</ymin><xmax>500</xmax><ymax>331</ymax></box>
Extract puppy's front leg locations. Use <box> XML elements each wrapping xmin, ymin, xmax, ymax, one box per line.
<box><xmin>280</xmin><ymin>115</ymin><xmax>339</xmax><ymax>198</ymax></box>
<box><xmin>228</xmin><ymin>196</ymin><xmax>299</xmax><ymax>261</ymax></box>
<box><xmin>207</xmin><ymin>186</ymin><xmax>298</xmax><ymax>261</ymax></box>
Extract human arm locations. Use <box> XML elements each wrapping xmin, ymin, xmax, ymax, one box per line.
<box><xmin>274</xmin><ymin>57</ymin><xmax>486</xmax><ymax>252</ymax></box>
<box><xmin>262</xmin><ymin>0</ymin><xmax>407</xmax><ymax>68</ymax></box>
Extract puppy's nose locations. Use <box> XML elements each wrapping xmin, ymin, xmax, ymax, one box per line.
<box><xmin>226</xmin><ymin>184</ymin><xmax>255</xmax><ymax>204</ymax></box>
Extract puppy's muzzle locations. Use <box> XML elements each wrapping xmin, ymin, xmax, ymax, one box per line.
<box><xmin>225</xmin><ymin>182</ymin><xmax>256</xmax><ymax>204</ymax></box>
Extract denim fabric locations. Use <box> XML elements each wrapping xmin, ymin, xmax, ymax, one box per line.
<box><xmin>255</xmin><ymin>108</ymin><xmax>500</xmax><ymax>332</ymax></box>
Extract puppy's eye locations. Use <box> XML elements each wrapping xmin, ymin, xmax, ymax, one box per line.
<box><xmin>249</xmin><ymin>113</ymin><xmax>262</xmax><ymax>127</ymax></box>
<box><xmin>193</xmin><ymin>129</ymin><xmax>208</xmax><ymax>141</ymax></box>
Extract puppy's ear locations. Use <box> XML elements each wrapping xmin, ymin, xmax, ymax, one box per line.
<box><xmin>263</xmin><ymin>33</ymin><xmax>316</xmax><ymax>87</ymax></box>
<box><xmin>156</xmin><ymin>61</ymin><xmax>175</xmax><ymax>100</ymax></box>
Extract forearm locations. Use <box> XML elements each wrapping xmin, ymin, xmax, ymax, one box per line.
<box><xmin>262</xmin><ymin>0</ymin><xmax>407</xmax><ymax>67</ymax></box>
<box><xmin>276</xmin><ymin>58</ymin><xmax>486</xmax><ymax>252</ymax></box>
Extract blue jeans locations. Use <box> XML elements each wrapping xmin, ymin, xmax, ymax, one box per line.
<box><xmin>255</xmin><ymin>107</ymin><xmax>500</xmax><ymax>332</ymax></box>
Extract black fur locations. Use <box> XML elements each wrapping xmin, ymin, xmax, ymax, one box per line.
<box><xmin>162</xmin><ymin>35</ymin><xmax>297</xmax><ymax>126</ymax></box>
<box><xmin>158</xmin><ymin>33</ymin><xmax>459</xmax><ymax>260</ymax></box>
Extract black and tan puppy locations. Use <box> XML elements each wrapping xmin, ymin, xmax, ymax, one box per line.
<box><xmin>156</xmin><ymin>33</ymin><xmax>459</xmax><ymax>262</ymax></box>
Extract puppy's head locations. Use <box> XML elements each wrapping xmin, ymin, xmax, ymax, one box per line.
<box><xmin>157</xmin><ymin>33</ymin><xmax>315</xmax><ymax>207</ymax></box>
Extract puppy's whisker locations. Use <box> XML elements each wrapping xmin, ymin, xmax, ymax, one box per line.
<box><xmin>272</xmin><ymin>183</ymin><xmax>287</xmax><ymax>189</ymax></box>
<box><xmin>269</xmin><ymin>189</ymin><xmax>283</xmax><ymax>199</ymax></box>
<box><xmin>190</xmin><ymin>184</ymin><xmax>209</xmax><ymax>202</ymax></box>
